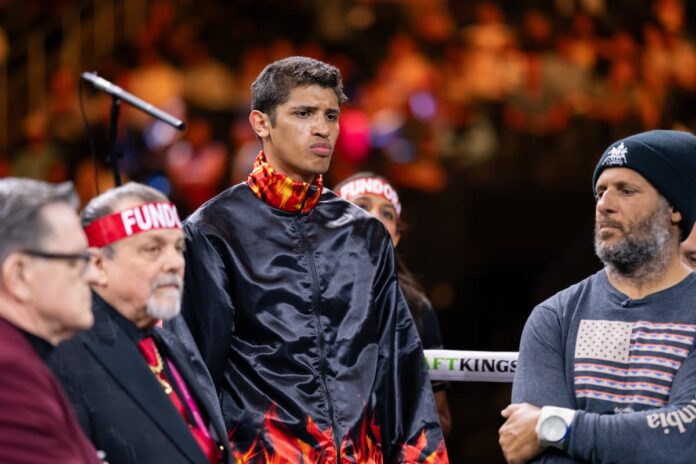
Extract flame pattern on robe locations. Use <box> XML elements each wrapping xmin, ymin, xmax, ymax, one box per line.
<box><xmin>227</xmin><ymin>405</ymin><xmax>448</xmax><ymax>464</ymax></box>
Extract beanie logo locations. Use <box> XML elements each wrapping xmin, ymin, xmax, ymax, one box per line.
<box><xmin>604</xmin><ymin>142</ymin><xmax>628</xmax><ymax>166</ymax></box>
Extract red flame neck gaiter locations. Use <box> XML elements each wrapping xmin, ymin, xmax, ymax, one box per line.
<box><xmin>247</xmin><ymin>151</ymin><xmax>323</xmax><ymax>214</ymax></box>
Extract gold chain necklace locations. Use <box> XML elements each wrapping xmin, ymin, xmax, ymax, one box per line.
<box><xmin>148</xmin><ymin>344</ymin><xmax>173</xmax><ymax>395</ymax></box>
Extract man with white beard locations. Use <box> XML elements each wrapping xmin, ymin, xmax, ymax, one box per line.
<box><xmin>498</xmin><ymin>130</ymin><xmax>696</xmax><ymax>463</ymax></box>
<box><xmin>49</xmin><ymin>183</ymin><xmax>231</xmax><ymax>464</ymax></box>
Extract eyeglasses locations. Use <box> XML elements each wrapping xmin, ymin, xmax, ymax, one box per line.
<box><xmin>20</xmin><ymin>249</ymin><xmax>94</xmax><ymax>275</ymax></box>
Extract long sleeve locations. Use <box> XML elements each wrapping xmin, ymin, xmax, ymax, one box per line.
<box><xmin>512</xmin><ymin>304</ymin><xmax>582</xmax><ymax>463</ymax></box>
<box><xmin>372</xmin><ymin>240</ymin><xmax>448</xmax><ymax>463</ymax></box>
<box><xmin>0</xmin><ymin>369</ymin><xmax>100</xmax><ymax>464</ymax></box>
<box><xmin>179</xmin><ymin>221</ymin><xmax>235</xmax><ymax>389</ymax></box>
<box><xmin>514</xmin><ymin>277</ymin><xmax>696</xmax><ymax>464</ymax></box>
<box><xmin>566</xmin><ymin>349</ymin><xmax>696</xmax><ymax>463</ymax></box>
<box><xmin>512</xmin><ymin>304</ymin><xmax>575</xmax><ymax>408</ymax></box>
<box><xmin>1</xmin><ymin>324</ymin><xmax>100</xmax><ymax>464</ymax></box>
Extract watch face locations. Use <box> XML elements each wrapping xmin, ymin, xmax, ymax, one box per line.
<box><xmin>540</xmin><ymin>416</ymin><xmax>568</xmax><ymax>442</ymax></box>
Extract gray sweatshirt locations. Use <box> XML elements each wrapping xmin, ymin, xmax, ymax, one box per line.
<box><xmin>512</xmin><ymin>270</ymin><xmax>696</xmax><ymax>463</ymax></box>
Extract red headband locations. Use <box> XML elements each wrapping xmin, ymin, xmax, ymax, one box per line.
<box><xmin>337</xmin><ymin>177</ymin><xmax>401</xmax><ymax>217</ymax></box>
<box><xmin>84</xmin><ymin>202</ymin><xmax>182</xmax><ymax>248</ymax></box>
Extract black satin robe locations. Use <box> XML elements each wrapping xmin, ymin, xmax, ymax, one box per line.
<box><xmin>177</xmin><ymin>183</ymin><xmax>448</xmax><ymax>463</ymax></box>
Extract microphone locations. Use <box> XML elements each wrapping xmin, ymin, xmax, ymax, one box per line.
<box><xmin>81</xmin><ymin>72</ymin><xmax>186</xmax><ymax>130</ymax></box>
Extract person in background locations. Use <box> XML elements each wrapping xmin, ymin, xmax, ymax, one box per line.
<box><xmin>49</xmin><ymin>182</ymin><xmax>231</xmax><ymax>464</ymax></box>
<box><xmin>499</xmin><ymin>130</ymin><xmax>696</xmax><ymax>463</ymax></box>
<box><xmin>335</xmin><ymin>171</ymin><xmax>452</xmax><ymax>437</ymax></box>
<box><xmin>0</xmin><ymin>178</ymin><xmax>101</xmax><ymax>463</ymax></box>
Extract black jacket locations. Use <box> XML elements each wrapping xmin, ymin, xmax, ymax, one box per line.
<box><xmin>176</xmin><ymin>183</ymin><xmax>447</xmax><ymax>463</ymax></box>
<box><xmin>49</xmin><ymin>293</ymin><xmax>231</xmax><ymax>464</ymax></box>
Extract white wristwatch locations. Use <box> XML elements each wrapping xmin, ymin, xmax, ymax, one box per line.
<box><xmin>535</xmin><ymin>406</ymin><xmax>576</xmax><ymax>450</ymax></box>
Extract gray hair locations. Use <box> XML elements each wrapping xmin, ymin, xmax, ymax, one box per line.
<box><xmin>81</xmin><ymin>182</ymin><xmax>169</xmax><ymax>257</ymax></box>
<box><xmin>0</xmin><ymin>178</ymin><xmax>79</xmax><ymax>265</ymax></box>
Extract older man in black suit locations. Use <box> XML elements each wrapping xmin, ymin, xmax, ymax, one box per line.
<box><xmin>49</xmin><ymin>182</ymin><xmax>230</xmax><ymax>464</ymax></box>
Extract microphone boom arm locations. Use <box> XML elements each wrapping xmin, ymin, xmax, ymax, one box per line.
<box><xmin>81</xmin><ymin>72</ymin><xmax>186</xmax><ymax>130</ymax></box>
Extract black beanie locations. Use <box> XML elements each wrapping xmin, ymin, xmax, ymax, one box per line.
<box><xmin>592</xmin><ymin>130</ymin><xmax>696</xmax><ymax>241</ymax></box>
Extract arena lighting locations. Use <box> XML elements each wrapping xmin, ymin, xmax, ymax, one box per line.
<box><xmin>425</xmin><ymin>349</ymin><xmax>518</xmax><ymax>382</ymax></box>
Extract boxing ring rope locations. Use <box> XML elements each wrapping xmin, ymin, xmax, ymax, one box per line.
<box><xmin>424</xmin><ymin>350</ymin><xmax>518</xmax><ymax>382</ymax></box>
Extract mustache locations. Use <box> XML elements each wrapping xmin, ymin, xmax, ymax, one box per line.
<box><xmin>596</xmin><ymin>217</ymin><xmax>624</xmax><ymax>232</ymax></box>
<box><xmin>151</xmin><ymin>274</ymin><xmax>183</xmax><ymax>291</ymax></box>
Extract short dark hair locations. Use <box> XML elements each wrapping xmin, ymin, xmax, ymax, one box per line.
<box><xmin>81</xmin><ymin>182</ymin><xmax>169</xmax><ymax>256</ymax></box>
<box><xmin>251</xmin><ymin>56</ymin><xmax>347</xmax><ymax>125</ymax></box>
<box><xmin>0</xmin><ymin>178</ymin><xmax>79</xmax><ymax>265</ymax></box>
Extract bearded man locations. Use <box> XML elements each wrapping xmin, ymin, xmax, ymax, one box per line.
<box><xmin>499</xmin><ymin>130</ymin><xmax>696</xmax><ymax>463</ymax></box>
<box><xmin>48</xmin><ymin>183</ymin><xmax>231</xmax><ymax>464</ymax></box>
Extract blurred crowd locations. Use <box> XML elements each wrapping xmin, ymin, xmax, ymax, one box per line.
<box><xmin>2</xmin><ymin>0</ymin><xmax>696</xmax><ymax>216</ymax></box>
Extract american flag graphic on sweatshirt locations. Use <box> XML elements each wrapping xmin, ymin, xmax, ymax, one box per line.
<box><xmin>574</xmin><ymin>319</ymin><xmax>696</xmax><ymax>407</ymax></box>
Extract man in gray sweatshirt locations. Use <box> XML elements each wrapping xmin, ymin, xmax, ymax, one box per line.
<box><xmin>499</xmin><ymin>130</ymin><xmax>696</xmax><ymax>463</ymax></box>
